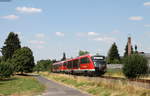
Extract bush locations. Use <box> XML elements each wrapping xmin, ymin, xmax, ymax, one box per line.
<box><xmin>34</xmin><ymin>59</ymin><xmax>52</xmax><ymax>73</ymax></box>
<box><xmin>123</xmin><ymin>54</ymin><xmax>148</xmax><ymax>78</ymax></box>
<box><xmin>0</xmin><ymin>60</ymin><xmax>14</xmax><ymax>79</ymax></box>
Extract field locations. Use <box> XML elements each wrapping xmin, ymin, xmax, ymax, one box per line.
<box><xmin>0</xmin><ymin>75</ymin><xmax>45</xmax><ymax>96</ymax></box>
<box><xmin>40</xmin><ymin>72</ymin><xmax>150</xmax><ymax>96</ymax></box>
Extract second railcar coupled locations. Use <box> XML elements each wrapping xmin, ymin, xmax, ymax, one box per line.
<box><xmin>52</xmin><ymin>54</ymin><xmax>107</xmax><ymax>76</ymax></box>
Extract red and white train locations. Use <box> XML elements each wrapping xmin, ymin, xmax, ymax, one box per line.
<box><xmin>52</xmin><ymin>54</ymin><xmax>107</xmax><ymax>76</ymax></box>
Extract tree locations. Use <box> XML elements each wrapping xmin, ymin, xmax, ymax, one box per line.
<box><xmin>11</xmin><ymin>47</ymin><xmax>35</xmax><ymax>74</ymax></box>
<box><xmin>0</xmin><ymin>56</ymin><xmax>2</xmax><ymax>63</ymax></box>
<box><xmin>79</xmin><ymin>50</ymin><xmax>89</xmax><ymax>56</ymax></box>
<box><xmin>0</xmin><ymin>60</ymin><xmax>14</xmax><ymax>79</ymax></box>
<box><xmin>61</xmin><ymin>52</ymin><xmax>66</xmax><ymax>61</ymax></box>
<box><xmin>123</xmin><ymin>54</ymin><xmax>148</xmax><ymax>78</ymax></box>
<box><xmin>124</xmin><ymin>43</ymin><xmax>133</xmax><ymax>57</ymax></box>
<box><xmin>34</xmin><ymin>59</ymin><xmax>52</xmax><ymax>73</ymax></box>
<box><xmin>107</xmin><ymin>43</ymin><xmax>120</xmax><ymax>64</ymax></box>
<box><xmin>1</xmin><ymin>32</ymin><xmax>21</xmax><ymax>61</ymax></box>
<box><xmin>134</xmin><ymin>45</ymin><xmax>138</xmax><ymax>53</ymax></box>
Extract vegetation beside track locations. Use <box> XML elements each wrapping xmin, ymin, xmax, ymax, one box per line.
<box><xmin>0</xmin><ymin>75</ymin><xmax>45</xmax><ymax>96</ymax></box>
<box><xmin>40</xmin><ymin>72</ymin><xmax>150</xmax><ymax>96</ymax></box>
<box><xmin>104</xmin><ymin>68</ymin><xmax>124</xmax><ymax>77</ymax></box>
<box><xmin>104</xmin><ymin>68</ymin><xmax>150</xmax><ymax>80</ymax></box>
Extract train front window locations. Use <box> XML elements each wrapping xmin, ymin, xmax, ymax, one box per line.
<box><xmin>92</xmin><ymin>56</ymin><xmax>106</xmax><ymax>67</ymax></box>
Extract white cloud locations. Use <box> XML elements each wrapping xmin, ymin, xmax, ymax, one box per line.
<box><xmin>36</xmin><ymin>45</ymin><xmax>45</xmax><ymax>49</ymax></box>
<box><xmin>87</xmin><ymin>32</ymin><xmax>98</xmax><ymax>36</ymax></box>
<box><xmin>77</xmin><ymin>32</ymin><xmax>99</xmax><ymax>37</ymax></box>
<box><xmin>35</xmin><ymin>33</ymin><xmax>45</xmax><ymax>38</ymax></box>
<box><xmin>16</xmin><ymin>6</ymin><xmax>42</xmax><ymax>13</ymax></box>
<box><xmin>94</xmin><ymin>37</ymin><xmax>116</xmax><ymax>43</ymax></box>
<box><xmin>144</xmin><ymin>24</ymin><xmax>150</xmax><ymax>27</ymax></box>
<box><xmin>128</xmin><ymin>16</ymin><xmax>143</xmax><ymax>21</ymax></box>
<box><xmin>55</xmin><ymin>32</ymin><xmax>64</xmax><ymax>37</ymax></box>
<box><xmin>144</xmin><ymin>2</ymin><xmax>150</xmax><ymax>6</ymax></box>
<box><xmin>0</xmin><ymin>14</ymin><xmax>19</xmax><ymax>20</ymax></box>
<box><xmin>112</xmin><ymin>29</ymin><xmax>120</xmax><ymax>34</ymax></box>
<box><xmin>29</xmin><ymin>40</ymin><xmax>46</xmax><ymax>44</ymax></box>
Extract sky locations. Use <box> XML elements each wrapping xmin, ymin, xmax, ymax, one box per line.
<box><xmin>0</xmin><ymin>0</ymin><xmax>150</xmax><ymax>62</ymax></box>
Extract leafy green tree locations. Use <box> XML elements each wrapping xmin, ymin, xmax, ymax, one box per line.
<box><xmin>11</xmin><ymin>47</ymin><xmax>35</xmax><ymax>74</ymax></box>
<box><xmin>34</xmin><ymin>59</ymin><xmax>52</xmax><ymax>72</ymax></box>
<box><xmin>0</xmin><ymin>56</ymin><xmax>3</xmax><ymax>63</ymax></box>
<box><xmin>0</xmin><ymin>60</ymin><xmax>14</xmax><ymax>79</ymax></box>
<box><xmin>1</xmin><ymin>32</ymin><xmax>21</xmax><ymax>61</ymax></box>
<box><xmin>124</xmin><ymin>43</ymin><xmax>133</xmax><ymax>57</ymax></box>
<box><xmin>61</xmin><ymin>52</ymin><xmax>66</xmax><ymax>61</ymax></box>
<box><xmin>107</xmin><ymin>43</ymin><xmax>120</xmax><ymax>64</ymax></box>
<box><xmin>79</xmin><ymin>50</ymin><xmax>89</xmax><ymax>56</ymax></box>
<box><xmin>123</xmin><ymin>54</ymin><xmax>148</xmax><ymax>78</ymax></box>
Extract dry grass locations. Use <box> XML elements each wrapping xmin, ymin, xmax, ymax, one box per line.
<box><xmin>40</xmin><ymin>72</ymin><xmax>150</xmax><ymax>96</ymax></box>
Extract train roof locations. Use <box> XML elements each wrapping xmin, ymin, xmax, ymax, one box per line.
<box><xmin>53</xmin><ymin>61</ymin><xmax>64</xmax><ymax>65</ymax></box>
<box><xmin>53</xmin><ymin>54</ymin><xmax>105</xmax><ymax>65</ymax></box>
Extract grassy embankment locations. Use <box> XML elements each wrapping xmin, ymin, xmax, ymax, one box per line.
<box><xmin>0</xmin><ymin>75</ymin><xmax>45</xmax><ymax>96</ymax></box>
<box><xmin>104</xmin><ymin>68</ymin><xmax>124</xmax><ymax>77</ymax></box>
<box><xmin>40</xmin><ymin>72</ymin><xmax>150</xmax><ymax>96</ymax></box>
<box><xmin>105</xmin><ymin>68</ymin><xmax>150</xmax><ymax>80</ymax></box>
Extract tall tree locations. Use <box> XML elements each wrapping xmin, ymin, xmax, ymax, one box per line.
<box><xmin>107</xmin><ymin>42</ymin><xmax>120</xmax><ymax>63</ymax></box>
<box><xmin>79</xmin><ymin>50</ymin><xmax>89</xmax><ymax>56</ymax></box>
<box><xmin>11</xmin><ymin>47</ymin><xmax>35</xmax><ymax>74</ymax></box>
<box><xmin>1</xmin><ymin>32</ymin><xmax>21</xmax><ymax>61</ymax></box>
<box><xmin>61</xmin><ymin>52</ymin><xmax>66</xmax><ymax>61</ymax></box>
<box><xmin>124</xmin><ymin>43</ymin><xmax>133</xmax><ymax>57</ymax></box>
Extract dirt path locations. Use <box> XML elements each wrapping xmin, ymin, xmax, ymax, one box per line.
<box><xmin>35</xmin><ymin>75</ymin><xmax>91</xmax><ymax>96</ymax></box>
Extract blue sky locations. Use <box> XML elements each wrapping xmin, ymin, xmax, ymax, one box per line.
<box><xmin>0</xmin><ymin>0</ymin><xmax>150</xmax><ymax>61</ymax></box>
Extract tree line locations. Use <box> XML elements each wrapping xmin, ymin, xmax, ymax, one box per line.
<box><xmin>1</xmin><ymin>32</ymin><xmax>148</xmax><ymax>79</ymax></box>
<box><xmin>0</xmin><ymin>32</ymin><xmax>35</xmax><ymax>79</ymax></box>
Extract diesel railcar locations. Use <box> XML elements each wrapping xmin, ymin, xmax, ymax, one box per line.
<box><xmin>52</xmin><ymin>54</ymin><xmax>107</xmax><ymax>76</ymax></box>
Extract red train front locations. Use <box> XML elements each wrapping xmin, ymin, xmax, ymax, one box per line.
<box><xmin>52</xmin><ymin>54</ymin><xmax>107</xmax><ymax>76</ymax></box>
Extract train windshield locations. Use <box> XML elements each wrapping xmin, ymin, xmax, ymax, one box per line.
<box><xmin>92</xmin><ymin>56</ymin><xmax>106</xmax><ymax>67</ymax></box>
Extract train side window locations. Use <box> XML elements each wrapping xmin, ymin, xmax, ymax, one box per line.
<box><xmin>67</xmin><ymin>61</ymin><xmax>72</xmax><ymax>69</ymax></box>
<box><xmin>64</xmin><ymin>62</ymin><xmax>67</xmax><ymax>66</ymax></box>
<box><xmin>73</xmin><ymin>59</ymin><xmax>79</xmax><ymax>68</ymax></box>
<box><xmin>80</xmin><ymin>57</ymin><xmax>90</xmax><ymax>64</ymax></box>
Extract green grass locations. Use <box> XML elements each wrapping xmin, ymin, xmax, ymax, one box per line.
<box><xmin>0</xmin><ymin>76</ymin><xmax>45</xmax><ymax>96</ymax></box>
<box><xmin>41</xmin><ymin>72</ymin><xmax>150</xmax><ymax>96</ymax></box>
<box><xmin>104</xmin><ymin>68</ymin><xmax>124</xmax><ymax>77</ymax></box>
